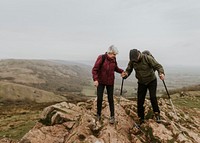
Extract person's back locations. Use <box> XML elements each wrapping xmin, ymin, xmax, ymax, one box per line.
<box><xmin>130</xmin><ymin>53</ymin><xmax>156</xmax><ymax>84</ymax></box>
<box><xmin>122</xmin><ymin>49</ymin><xmax>165</xmax><ymax>124</ymax></box>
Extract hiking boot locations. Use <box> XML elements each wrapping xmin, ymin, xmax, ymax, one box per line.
<box><xmin>155</xmin><ymin>113</ymin><xmax>161</xmax><ymax>123</ymax></box>
<box><xmin>109</xmin><ymin>116</ymin><xmax>115</xmax><ymax>124</ymax></box>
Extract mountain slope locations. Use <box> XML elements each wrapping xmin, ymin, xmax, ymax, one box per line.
<box><xmin>0</xmin><ymin>59</ymin><xmax>91</xmax><ymax>103</ymax></box>
<box><xmin>0</xmin><ymin>81</ymin><xmax>66</xmax><ymax>103</ymax></box>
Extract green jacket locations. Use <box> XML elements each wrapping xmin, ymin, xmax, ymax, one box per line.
<box><xmin>125</xmin><ymin>53</ymin><xmax>164</xmax><ymax>85</ymax></box>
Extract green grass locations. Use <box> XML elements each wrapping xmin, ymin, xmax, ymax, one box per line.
<box><xmin>0</xmin><ymin>120</ymin><xmax>36</xmax><ymax>140</ymax></box>
<box><xmin>0</xmin><ymin>103</ymin><xmax>47</xmax><ymax>140</ymax></box>
<box><xmin>173</xmin><ymin>96</ymin><xmax>200</xmax><ymax>109</ymax></box>
<box><xmin>0</xmin><ymin>111</ymin><xmax>40</xmax><ymax>140</ymax></box>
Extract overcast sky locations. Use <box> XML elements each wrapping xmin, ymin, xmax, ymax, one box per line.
<box><xmin>0</xmin><ymin>0</ymin><xmax>200</xmax><ymax>67</ymax></box>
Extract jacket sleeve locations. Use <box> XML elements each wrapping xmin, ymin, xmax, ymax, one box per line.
<box><xmin>92</xmin><ymin>55</ymin><xmax>102</xmax><ymax>81</ymax></box>
<box><xmin>115</xmin><ymin>61</ymin><xmax>124</xmax><ymax>73</ymax></box>
<box><xmin>125</xmin><ymin>61</ymin><xmax>134</xmax><ymax>77</ymax></box>
<box><xmin>147</xmin><ymin>56</ymin><xmax>165</xmax><ymax>75</ymax></box>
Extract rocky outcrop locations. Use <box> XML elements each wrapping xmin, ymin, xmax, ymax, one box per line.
<box><xmin>19</xmin><ymin>96</ymin><xmax>200</xmax><ymax>143</ymax></box>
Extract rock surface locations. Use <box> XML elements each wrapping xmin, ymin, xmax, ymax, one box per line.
<box><xmin>19</xmin><ymin>96</ymin><xmax>200</xmax><ymax>143</ymax></box>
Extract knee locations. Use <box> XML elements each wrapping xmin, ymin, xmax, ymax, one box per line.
<box><xmin>150</xmin><ymin>95</ymin><xmax>157</xmax><ymax>100</ymax></box>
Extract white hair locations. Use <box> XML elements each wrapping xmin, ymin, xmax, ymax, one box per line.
<box><xmin>107</xmin><ymin>45</ymin><xmax>119</xmax><ymax>54</ymax></box>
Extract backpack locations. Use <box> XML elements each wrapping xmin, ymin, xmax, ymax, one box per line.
<box><xmin>142</xmin><ymin>50</ymin><xmax>154</xmax><ymax>58</ymax></box>
<box><xmin>142</xmin><ymin>50</ymin><xmax>155</xmax><ymax>70</ymax></box>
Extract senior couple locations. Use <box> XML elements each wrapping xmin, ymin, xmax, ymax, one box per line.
<box><xmin>92</xmin><ymin>45</ymin><xmax>165</xmax><ymax>124</ymax></box>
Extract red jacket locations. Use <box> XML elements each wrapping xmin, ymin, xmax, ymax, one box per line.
<box><xmin>92</xmin><ymin>53</ymin><xmax>124</xmax><ymax>85</ymax></box>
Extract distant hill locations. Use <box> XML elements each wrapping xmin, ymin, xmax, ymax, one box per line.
<box><xmin>0</xmin><ymin>59</ymin><xmax>91</xmax><ymax>103</ymax></box>
<box><xmin>1</xmin><ymin>59</ymin><xmax>199</xmax><ymax>103</ymax></box>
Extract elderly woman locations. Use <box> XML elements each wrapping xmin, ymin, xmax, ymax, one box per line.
<box><xmin>92</xmin><ymin>45</ymin><xmax>124</xmax><ymax>124</ymax></box>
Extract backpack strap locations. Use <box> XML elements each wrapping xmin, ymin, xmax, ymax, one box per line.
<box><xmin>99</xmin><ymin>54</ymin><xmax>106</xmax><ymax>69</ymax></box>
<box><xmin>99</xmin><ymin>54</ymin><xmax>117</xmax><ymax>69</ymax></box>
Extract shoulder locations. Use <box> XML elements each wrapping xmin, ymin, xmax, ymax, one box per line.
<box><xmin>102</xmin><ymin>54</ymin><xmax>106</xmax><ymax>60</ymax></box>
<box><xmin>97</xmin><ymin>54</ymin><xmax>106</xmax><ymax>60</ymax></box>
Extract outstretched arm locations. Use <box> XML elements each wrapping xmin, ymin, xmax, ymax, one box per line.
<box><xmin>122</xmin><ymin>61</ymin><xmax>133</xmax><ymax>79</ymax></box>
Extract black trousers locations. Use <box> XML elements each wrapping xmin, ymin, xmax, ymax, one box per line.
<box><xmin>97</xmin><ymin>84</ymin><xmax>114</xmax><ymax>117</ymax></box>
<box><xmin>137</xmin><ymin>79</ymin><xmax>160</xmax><ymax>119</ymax></box>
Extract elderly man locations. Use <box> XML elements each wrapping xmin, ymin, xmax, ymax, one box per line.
<box><xmin>122</xmin><ymin>49</ymin><xmax>165</xmax><ymax>124</ymax></box>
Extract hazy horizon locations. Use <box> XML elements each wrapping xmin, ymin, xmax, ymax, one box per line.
<box><xmin>0</xmin><ymin>58</ymin><xmax>199</xmax><ymax>91</ymax></box>
<box><xmin>1</xmin><ymin>58</ymin><xmax>200</xmax><ymax>69</ymax></box>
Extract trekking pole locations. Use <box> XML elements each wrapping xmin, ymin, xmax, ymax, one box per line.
<box><xmin>117</xmin><ymin>78</ymin><xmax>124</xmax><ymax>104</ymax></box>
<box><xmin>120</xmin><ymin>78</ymin><xmax>124</xmax><ymax>96</ymax></box>
<box><xmin>162</xmin><ymin>80</ymin><xmax>187</xmax><ymax>135</ymax></box>
<box><xmin>162</xmin><ymin>80</ymin><xmax>177</xmax><ymax>116</ymax></box>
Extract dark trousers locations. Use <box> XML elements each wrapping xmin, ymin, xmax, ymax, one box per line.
<box><xmin>137</xmin><ymin>79</ymin><xmax>160</xmax><ymax>119</ymax></box>
<box><xmin>97</xmin><ymin>84</ymin><xmax>114</xmax><ymax>117</ymax></box>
